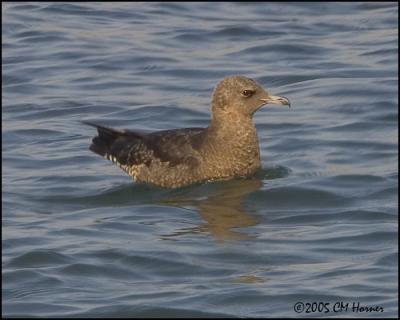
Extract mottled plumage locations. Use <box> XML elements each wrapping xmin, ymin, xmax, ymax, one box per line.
<box><xmin>84</xmin><ymin>75</ymin><xmax>290</xmax><ymax>188</ymax></box>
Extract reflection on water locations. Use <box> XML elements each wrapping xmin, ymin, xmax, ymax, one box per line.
<box><xmin>160</xmin><ymin>178</ymin><xmax>262</xmax><ymax>241</ymax></box>
<box><xmin>228</xmin><ymin>274</ymin><xmax>265</xmax><ymax>284</ymax></box>
<box><xmin>3</xmin><ymin>1</ymin><xmax>397</xmax><ymax>317</ymax></box>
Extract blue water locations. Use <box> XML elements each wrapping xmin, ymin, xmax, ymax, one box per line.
<box><xmin>2</xmin><ymin>2</ymin><xmax>398</xmax><ymax>318</ymax></box>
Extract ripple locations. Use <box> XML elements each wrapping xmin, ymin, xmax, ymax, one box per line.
<box><xmin>211</xmin><ymin>25</ymin><xmax>283</xmax><ymax>38</ymax></box>
<box><xmin>258</xmin><ymin>165</ymin><xmax>292</xmax><ymax>180</ymax></box>
<box><xmin>6</xmin><ymin>251</ymin><xmax>73</xmax><ymax>268</ymax></box>
<box><xmin>3</xmin><ymin>1</ymin><xmax>398</xmax><ymax>318</ymax></box>
<box><xmin>73</xmin><ymin>305</ymin><xmax>231</xmax><ymax>318</ymax></box>
<box><xmin>272</xmin><ymin>209</ymin><xmax>394</xmax><ymax>225</ymax></box>
<box><xmin>230</xmin><ymin>42</ymin><xmax>330</xmax><ymax>58</ymax></box>
<box><xmin>251</xmin><ymin>185</ymin><xmax>352</xmax><ymax>210</ymax></box>
<box><xmin>59</xmin><ymin>263</ymin><xmax>138</xmax><ymax>279</ymax></box>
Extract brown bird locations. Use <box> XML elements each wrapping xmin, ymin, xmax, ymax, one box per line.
<box><xmin>84</xmin><ymin>75</ymin><xmax>290</xmax><ymax>188</ymax></box>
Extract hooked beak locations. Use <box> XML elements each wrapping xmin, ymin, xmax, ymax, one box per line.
<box><xmin>260</xmin><ymin>95</ymin><xmax>291</xmax><ymax>108</ymax></box>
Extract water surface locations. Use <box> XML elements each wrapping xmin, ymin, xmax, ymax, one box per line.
<box><xmin>2</xmin><ymin>2</ymin><xmax>398</xmax><ymax>317</ymax></box>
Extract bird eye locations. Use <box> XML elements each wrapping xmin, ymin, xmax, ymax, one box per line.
<box><xmin>242</xmin><ymin>89</ymin><xmax>255</xmax><ymax>97</ymax></box>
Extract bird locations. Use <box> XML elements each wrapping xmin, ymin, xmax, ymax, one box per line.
<box><xmin>83</xmin><ymin>75</ymin><xmax>290</xmax><ymax>188</ymax></box>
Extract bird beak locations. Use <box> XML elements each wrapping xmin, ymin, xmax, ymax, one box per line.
<box><xmin>260</xmin><ymin>95</ymin><xmax>291</xmax><ymax>108</ymax></box>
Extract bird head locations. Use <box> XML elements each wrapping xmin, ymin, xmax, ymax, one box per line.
<box><xmin>211</xmin><ymin>75</ymin><xmax>290</xmax><ymax>118</ymax></box>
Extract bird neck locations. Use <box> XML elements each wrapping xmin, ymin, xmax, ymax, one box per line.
<box><xmin>201</xmin><ymin>113</ymin><xmax>261</xmax><ymax>177</ymax></box>
<box><xmin>207</xmin><ymin>112</ymin><xmax>259</xmax><ymax>147</ymax></box>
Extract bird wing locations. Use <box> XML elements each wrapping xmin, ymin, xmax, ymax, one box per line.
<box><xmin>145</xmin><ymin>128</ymin><xmax>206</xmax><ymax>167</ymax></box>
<box><xmin>84</xmin><ymin>121</ymin><xmax>205</xmax><ymax>168</ymax></box>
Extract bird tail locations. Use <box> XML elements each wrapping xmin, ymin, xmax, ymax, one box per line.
<box><xmin>82</xmin><ymin>121</ymin><xmax>124</xmax><ymax>157</ymax></box>
<box><xmin>85</xmin><ymin>121</ymin><xmax>145</xmax><ymax>156</ymax></box>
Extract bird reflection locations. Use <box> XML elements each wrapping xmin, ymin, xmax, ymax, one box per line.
<box><xmin>159</xmin><ymin>178</ymin><xmax>262</xmax><ymax>242</ymax></box>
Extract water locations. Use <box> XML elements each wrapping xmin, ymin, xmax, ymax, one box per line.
<box><xmin>2</xmin><ymin>2</ymin><xmax>398</xmax><ymax>317</ymax></box>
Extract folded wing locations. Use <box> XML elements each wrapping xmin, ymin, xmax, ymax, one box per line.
<box><xmin>83</xmin><ymin>121</ymin><xmax>205</xmax><ymax>171</ymax></box>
